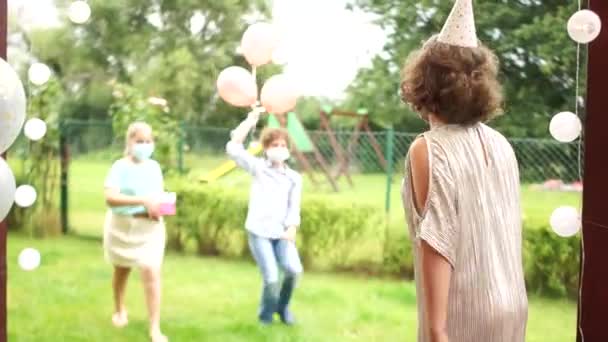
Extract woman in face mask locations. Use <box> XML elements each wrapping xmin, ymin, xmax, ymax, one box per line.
<box><xmin>103</xmin><ymin>121</ymin><xmax>168</xmax><ymax>342</ymax></box>
<box><xmin>226</xmin><ymin>110</ymin><xmax>303</xmax><ymax>326</ymax></box>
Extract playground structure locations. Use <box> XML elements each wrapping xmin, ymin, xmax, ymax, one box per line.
<box><xmin>267</xmin><ymin>112</ymin><xmax>338</xmax><ymax>191</ymax></box>
<box><xmin>200</xmin><ymin>108</ymin><xmax>388</xmax><ymax>192</ymax></box>
<box><xmin>199</xmin><ymin>143</ymin><xmax>263</xmax><ymax>183</ymax></box>
<box><xmin>200</xmin><ymin>112</ymin><xmax>339</xmax><ymax>191</ymax></box>
<box><xmin>319</xmin><ymin>107</ymin><xmax>387</xmax><ymax>187</ymax></box>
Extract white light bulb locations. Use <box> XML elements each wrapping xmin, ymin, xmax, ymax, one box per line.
<box><xmin>23</xmin><ymin>118</ymin><xmax>47</xmax><ymax>141</ymax></box>
<box><xmin>567</xmin><ymin>10</ymin><xmax>602</xmax><ymax>44</ymax></box>
<box><xmin>68</xmin><ymin>1</ymin><xmax>91</xmax><ymax>24</ymax></box>
<box><xmin>549</xmin><ymin>111</ymin><xmax>581</xmax><ymax>143</ymax></box>
<box><xmin>14</xmin><ymin>185</ymin><xmax>37</xmax><ymax>208</ymax></box>
<box><xmin>550</xmin><ymin>206</ymin><xmax>581</xmax><ymax>238</ymax></box>
<box><xmin>28</xmin><ymin>63</ymin><xmax>51</xmax><ymax>86</ymax></box>
<box><xmin>18</xmin><ymin>248</ymin><xmax>41</xmax><ymax>271</ymax></box>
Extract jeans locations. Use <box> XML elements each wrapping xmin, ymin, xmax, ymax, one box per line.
<box><xmin>248</xmin><ymin>232</ymin><xmax>303</xmax><ymax>322</ymax></box>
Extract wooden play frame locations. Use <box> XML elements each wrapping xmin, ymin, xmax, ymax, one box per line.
<box><xmin>319</xmin><ymin>108</ymin><xmax>387</xmax><ymax>187</ymax></box>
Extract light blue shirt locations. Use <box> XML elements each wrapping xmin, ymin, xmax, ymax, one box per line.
<box><xmin>226</xmin><ymin>141</ymin><xmax>302</xmax><ymax>239</ymax></box>
<box><xmin>104</xmin><ymin>158</ymin><xmax>164</xmax><ymax>215</ymax></box>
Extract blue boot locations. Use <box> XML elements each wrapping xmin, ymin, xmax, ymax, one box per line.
<box><xmin>259</xmin><ymin>282</ymin><xmax>279</xmax><ymax>324</ymax></box>
<box><xmin>277</xmin><ymin>276</ymin><xmax>297</xmax><ymax>325</ymax></box>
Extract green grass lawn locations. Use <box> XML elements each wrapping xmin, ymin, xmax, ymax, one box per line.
<box><xmin>8</xmin><ymin>234</ymin><xmax>576</xmax><ymax>341</ymax></box>
<box><xmin>68</xmin><ymin>156</ymin><xmax>581</xmax><ymax>237</ymax></box>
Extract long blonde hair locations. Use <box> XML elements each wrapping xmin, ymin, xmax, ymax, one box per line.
<box><xmin>124</xmin><ymin>121</ymin><xmax>153</xmax><ymax>156</ymax></box>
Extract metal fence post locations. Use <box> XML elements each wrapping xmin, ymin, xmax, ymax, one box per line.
<box><xmin>177</xmin><ymin>121</ymin><xmax>185</xmax><ymax>174</ymax></box>
<box><xmin>59</xmin><ymin>119</ymin><xmax>69</xmax><ymax>234</ymax></box>
<box><xmin>385</xmin><ymin>127</ymin><xmax>395</xmax><ymax>215</ymax></box>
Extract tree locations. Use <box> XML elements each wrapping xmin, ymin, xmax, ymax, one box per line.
<box><xmin>32</xmin><ymin>0</ymin><xmax>273</xmax><ymax>126</ymax></box>
<box><xmin>346</xmin><ymin>0</ymin><xmax>583</xmax><ymax>137</ymax></box>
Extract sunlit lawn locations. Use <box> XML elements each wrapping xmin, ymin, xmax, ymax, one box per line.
<box><xmin>8</xmin><ymin>234</ymin><xmax>576</xmax><ymax>341</ymax></box>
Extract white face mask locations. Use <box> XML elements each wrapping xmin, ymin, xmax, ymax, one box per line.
<box><xmin>266</xmin><ymin>147</ymin><xmax>290</xmax><ymax>163</ymax></box>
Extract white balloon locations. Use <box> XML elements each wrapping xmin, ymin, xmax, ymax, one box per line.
<box><xmin>24</xmin><ymin>118</ymin><xmax>47</xmax><ymax>141</ymax></box>
<box><xmin>18</xmin><ymin>248</ymin><xmax>41</xmax><ymax>271</ymax></box>
<box><xmin>68</xmin><ymin>1</ymin><xmax>91</xmax><ymax>24</ymax></box>
<box><xmin>567</xmin><ymin>10</ymin><xmax>602</xmax><ymax>44</ymax></box>
<box><xmin>271</xmin><ymin>46</ymin><xmax>289</xmax><ymax>65</ymax></box>
<box><xmin>0</xmin><ymin>158</ymin><xmax>16</xmax><ymax>221</ymax></box>
<box><xmin>14</xmin><ymin>185</ymin><xmax>37</xmax><ymax>208</ymax></box>
<box><xmin>550</xmin><ymin>206</ymin><xmax>581</xmax><ymax>238</ymax></box>
<box><xmin>0</xmin><ymin>58</ymin><xmax>27</xmax><ymax>155</ymax></box>
<box><xmin>549</xmin><ymin>111</ymin><xmax>581</xmax><ymax>143</ymax></box>
<box><xmin>28</xmin><ymin>63</ymin><xmax>52</xmax><ymax>86</ymax></box>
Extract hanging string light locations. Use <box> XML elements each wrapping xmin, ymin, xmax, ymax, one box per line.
<box><xmin>27</xmin><ymin>62</ymin><xmax>52</xmax><ymax>86</ymax></box>
<box><xmin>23</xmin><ymin>117</ymin><xmax>47</xmax><ymax>141</ymax></box>
<box><xmin>8</xmin><ymin>1</ymin><xmax>93</xmax><ymax>272</ymax></box>
<box><xmin>68</xmin><ymin>1</ymin><xmax>91</xmax><ymax>24</ymax></box>
<box><xmin>14</xmin><ymin>185</ymin><xmax>37</xmax><ymax>208</ymax></box>
<box><xmin>548</xmin><ymin>6</ymin><xmax>601</xmax><ymax>238</ymax></box>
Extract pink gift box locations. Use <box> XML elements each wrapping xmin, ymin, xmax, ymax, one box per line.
<box><xmin>159</xmin><ymin>192</ymin><xmax>176</xmax><ymax>216</ymax></box>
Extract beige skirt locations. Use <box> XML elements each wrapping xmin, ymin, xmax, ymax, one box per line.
<box><xmin>102</xmin><ymin>211</ymin><xmax>166</xmax><ymax>268</ymax></box>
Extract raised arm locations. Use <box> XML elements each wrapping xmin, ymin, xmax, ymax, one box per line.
<box><xmin>226</xmin><ymin>109</ymin><xmax>263</xmax><ymax>175</ymax></box>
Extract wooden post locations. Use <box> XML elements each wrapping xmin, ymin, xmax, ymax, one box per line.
<box><xmin>334</xmin><ymin>119</ymin><xmax>360</xmax><ymax>186</ymax></box>
<box><xmin>577</xmin><ymin>1</ymin><xmax>608</xmax><ymax>341</ymax></box>
<box><xmin>319</xmin><ymin>110</ymin><xmax>347</xmax><ymax>182</ymax></box>
<box><xmin>0</xmin><ymin>0</ymin><xmax>8</xmax><ymax>340</ymax></box>
<box><xmin>362</xmin><ymin>117</ymin><xmax>388</xmax><ymax>170</ymax></box>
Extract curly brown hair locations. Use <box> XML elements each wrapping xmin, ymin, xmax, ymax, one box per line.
<box><xmin>400</xmin><ymin>35</ymin><xmax>503</xmax><ymax>125</ymax></box>
<box><xmin>260</xmin><ymin>128</ymin><xmax>291</xmax><ymax>148</ymax></box>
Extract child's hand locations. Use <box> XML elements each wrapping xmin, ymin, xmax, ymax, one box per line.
<box><xmin>247</xmin><ymin>106</ymin><xmax>265</xmax><ymax>122</ymax></box>
<box><xmin>282</xmin><ymin>226</ymin><xmax>297</xmax><ymax>242</ymax></box>
<box><xmin>143</xmin><ymin>197</ymin><xmax>161</xmax><ymax>220</ymax></box>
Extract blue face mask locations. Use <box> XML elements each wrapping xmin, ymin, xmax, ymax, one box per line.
<box><xmin>132</xmin><ymin>143</ymin><xmax>154</xmax><ymax>161</ymax></box>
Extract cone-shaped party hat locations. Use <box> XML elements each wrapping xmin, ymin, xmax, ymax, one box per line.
<box><xmin>437</xmin><ymin>0</ymin><xmax>478</xmax><ymax>48</ymax></box>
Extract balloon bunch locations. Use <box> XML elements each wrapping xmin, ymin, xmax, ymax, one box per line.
<box><xmin>216</xmin><ymin>23</ymin><xmax>298</xmax><ymax>116</ymax></box>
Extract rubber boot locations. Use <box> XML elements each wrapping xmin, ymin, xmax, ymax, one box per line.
<box><xmin>259</xmin><ymin>282</ymin><xmax>279</xmax><ymax>324</ymax></box>
<box><xmin>277</xmin><ymin>276</ymin><xmax>297</xmax><ymax>325</ymax></box>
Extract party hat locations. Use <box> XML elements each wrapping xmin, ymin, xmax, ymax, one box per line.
<box><xmin>437</xmin><ymin>0</ymin><xmax>478</xmax><ymax>48</ymax></box>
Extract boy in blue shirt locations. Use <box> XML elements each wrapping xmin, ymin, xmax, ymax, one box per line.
<box><xmin>226</xmin><ymin>110</ymin><xmax>303</xmax><ymax>325</ymax></box>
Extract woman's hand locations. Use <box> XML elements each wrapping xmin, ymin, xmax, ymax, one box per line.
<box><xmin>282</xmin><ymin>226</ymin><xmax>297</xmax><ymax>242</ymax></box>
<box><xmin>143</xmin><ymin>197</ymin><xmax>161</xmax><ymax>220</ymax></box>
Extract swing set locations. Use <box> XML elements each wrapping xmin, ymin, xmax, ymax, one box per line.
<box><xmin>319</xmin><ymin>107</ymin><xmax>387</xmax><ymax>187</ymax></box>
<box><xmin>201</xmin><ymin>108</ymin><xmax>387</xmax><ymax>192</ymax></box>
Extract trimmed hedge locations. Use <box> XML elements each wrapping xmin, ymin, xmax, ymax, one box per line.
<box><xmin>166</xmin><ymin>179</ymin><xmax>580</xmax><ymax>298</ymax></box>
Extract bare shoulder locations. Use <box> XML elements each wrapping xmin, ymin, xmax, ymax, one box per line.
<box><xmin>408</xmin><ymin>136</ymin><xmax>431</xmax><ymax>213</ymax></box>
<box><xmin>409</xmin><ymin>136</ymin><xmax>429</xmax><ymax>170</ymax></box>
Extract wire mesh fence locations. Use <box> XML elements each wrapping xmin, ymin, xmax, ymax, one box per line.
<box><xmin>58</xmin><ymin>119</ymin><xmax>581</xmax><ymax>183</ymax></box>
<box><xmin>47</xmin><ymin>119</ymin><xmax>580</xmax><ymax>236</ymax></box>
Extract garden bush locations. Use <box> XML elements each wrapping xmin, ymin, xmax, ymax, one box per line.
<box><xmin>166</xmin><ymin>179</ymin><xmax>580</xmax><ymax>298</ymax></box>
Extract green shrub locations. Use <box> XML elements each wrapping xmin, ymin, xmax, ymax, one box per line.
<box><xmin>166</xmin><ymin>179</ymin><xmax>383</xmax><ymax>270</ymax></box>
<box><xmin>523</xmin><ymin>227</ymin><xmax>580</xmax><ymax>298</ymax></box>
<box><xmin>165</xmin><ymin>178</ymin><xmax>580</xmax><ymax>298</ymax></box>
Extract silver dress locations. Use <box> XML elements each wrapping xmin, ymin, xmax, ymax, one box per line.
<box><xmin>401</xmin><ymin>123</ymin><xmax>528</xmax><ymax>342</ymax></box>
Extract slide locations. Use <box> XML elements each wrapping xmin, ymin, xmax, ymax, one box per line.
<box><xmin>200</xmin><ymin>143</ymin><xmax>263</xmax><ymax>183</ymax></box>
